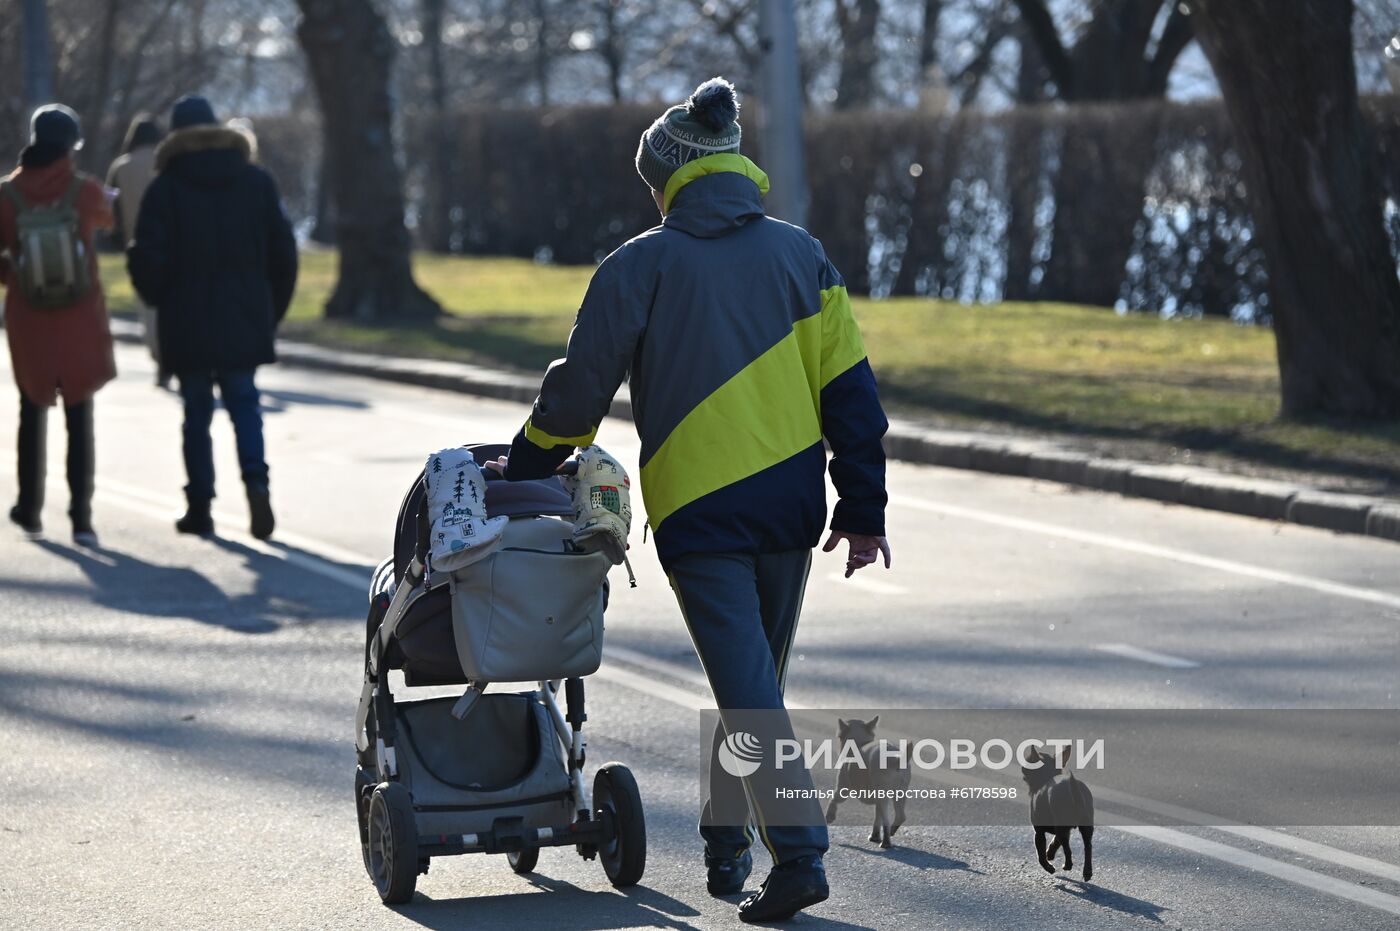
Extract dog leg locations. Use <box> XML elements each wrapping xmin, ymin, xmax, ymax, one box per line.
<box><xmin>825</xmin><ymin>798</ymin><xmax>840</xmax><ymax>825</ymax></box>
<box><xmin>891</xmin><ymin>797</ymin><xmax>907</xmax><ymax>836</ymax></box>
<box><xmin>870</xmin><ymin>807</ymin><xmax>882</xmax><ymax>844</ymax></box>
<box><xmin>1045</xmin><ymin>835</ymin><xmax>1061</xmax><ymax>861</ymax></box>
<box><xmin>878</xmin><ymin>800</ymin><xmax>894</xmax><ymax>849</ymax></box>
<box><xmin>1056</xmin><ymin>828</ymin><xmax>1073</xmax><ymax>870</ymax></box>
<box><xmin>1034</xmin><ymin>829</ymin><xmax>1055</xmax><ymax>874</ymax></box>
<box><xmin>1080</xmin><ymin>825</ymin><xmax>1094</xmax><ymax>882</ymax></box>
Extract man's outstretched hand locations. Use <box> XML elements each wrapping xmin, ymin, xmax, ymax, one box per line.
<box><xmin>823</xmin><ymin>531</ymin><xmax>892</xmax><ymax>578</ymax></box>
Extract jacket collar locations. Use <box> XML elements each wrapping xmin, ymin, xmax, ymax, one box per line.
<box><xmin>662</xmin><ymin>154</ymin><xmax>770</xmax><ymax>239</ymax></box>
<box><xmin>155</xmin><ymin>124</ymin><xmax>255</xmax><ymax>173</ymax></box>
<box><xmin>662</xmin><ymin>153</ymin><xmax>769</xmax><ymax>212</ymax></box>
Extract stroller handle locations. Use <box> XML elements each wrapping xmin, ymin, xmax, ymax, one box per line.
<box><xmin>482</xmin><ymin>459</ymin><xmax>580</xmax><ymax>481</ymax></box>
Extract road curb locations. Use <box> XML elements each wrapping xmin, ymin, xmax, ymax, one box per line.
<box><xmin>109</xmin><ymin>321</ymin><xmax>1399</xmax><ymax>546</ymax></box>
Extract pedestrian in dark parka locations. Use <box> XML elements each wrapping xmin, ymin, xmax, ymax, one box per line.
<box><xmin>127</xmin><ymin>95</ymin><xmax>298</xmax><ymax>540</ymax></box>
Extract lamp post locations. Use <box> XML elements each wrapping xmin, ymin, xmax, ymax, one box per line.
<box><xmin>22</xmin><ymin>0</ymin><xmax>54</xmax><ymax>116</ymax></box>
<box><xmin>756</xmin><ymin>0</ymin><xmax>808</xmax><ymax>227</ymax></box>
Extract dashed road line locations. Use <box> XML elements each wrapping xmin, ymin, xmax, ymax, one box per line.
<box><xmin>1094</xmin><ymin>642</ymin><xmax>1201</xmax><ymax>669</ymax></box>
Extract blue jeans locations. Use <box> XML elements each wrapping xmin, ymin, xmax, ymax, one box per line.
<box><xmin>668</xmin><ymin>550</ymin><xmax>828</xmax><ymax>865</ymax></box>
<box><xmin>178</xmin><ymin>369</ymin><xmax>267</xmax><ymax>501</ymax></box>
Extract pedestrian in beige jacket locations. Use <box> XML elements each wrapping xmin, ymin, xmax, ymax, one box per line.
<box><xmin>106</xmin><ymin>115</ymin><xmax>165</xmax><ymax>385</ymax></box>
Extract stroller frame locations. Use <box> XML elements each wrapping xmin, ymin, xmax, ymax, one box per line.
<box><xmin>354</xmin><ymin>446</ymin><xmax>645</xmax><ymax>904</ymax></box>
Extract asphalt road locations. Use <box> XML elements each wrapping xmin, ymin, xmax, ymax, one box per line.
<box><xmin>3</xmin><ymin>341</ymin><xmax>1399</xmax><ymax>930</ymax></box>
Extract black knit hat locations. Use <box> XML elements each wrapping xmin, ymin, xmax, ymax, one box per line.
<box><xmin>171</xmin><ymin>95</ymin><xmax>217</xmax><ymax>130</ymax></box>
<box><xmin>30</xmin><ymin>104</ymin><xmax>83</xmax><ymax>152</ymax></box>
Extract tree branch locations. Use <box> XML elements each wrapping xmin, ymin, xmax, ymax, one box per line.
<box><xmin>1010</xmin><ymin>0</ymin><xmax>1074</xmax><ymax>93</ymax></box>
<box><xmin>1146</xmin><ymin>1</ymin><xmax>1195</xmax><ymax>95</ymax></box>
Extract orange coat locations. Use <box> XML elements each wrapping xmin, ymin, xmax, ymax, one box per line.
<box><xmin>0</xmin><ymin>156</ymin><xmax>117</xmax><ymax>406</ymax></box>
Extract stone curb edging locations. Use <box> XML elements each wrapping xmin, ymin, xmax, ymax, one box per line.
<box><xmin>110</xmin><ymin>321</ymin><xmax>1398</xmax><ymax>545</ymax></box>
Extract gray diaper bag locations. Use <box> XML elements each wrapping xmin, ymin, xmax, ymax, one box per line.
<box><xmin>448</xmin><ymin>515</ymin><xmax>610</xmax><ymax>682</ymax></box>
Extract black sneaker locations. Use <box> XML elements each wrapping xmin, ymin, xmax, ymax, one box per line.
<box><xmin>72</xmin><ymin>523</ymin><xmax>99</xmax><ymax>548</ymax></box>
<box><xmin>738</xmin><ymin>855</ymin><xmax>828</xmax><ymax>924</ymax></box>
<box><xmin>706</xmin><ymin>848</ymin><xmax>753</xmax><ymax>897</ymax></box>
<box><xmin>247</xmin><ymin>487</ymin><xmax>274</xmax><ymax>541</ymax></box>
<box><xmin>9</xmin><ymin>505</ymin><xmax>41</xmax><ymax>540</ymax></box>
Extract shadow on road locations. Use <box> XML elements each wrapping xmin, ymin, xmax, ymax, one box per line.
<box><xmin>398</xmin><ymin>873</ymin><xmax>879</xmax><ymax>930</ymax></box>
<box><xmin>260</xmin><ymin>388</ymin><xmax>369</xmax><ymax>412</ymax></box>
<box><xmin>35</xmin><ymin>539</ymin><xmax>279</xmax><ymax>633</ymax></box>
<box><xmin>1055</xmin><ymin>878</ymin><xmax>1169</xmax><ymax>923</ymax></box>
<box><xmin>837</xmin><ymin>840</ymin><xmax>986</xmax><ymax>875</ymax></box>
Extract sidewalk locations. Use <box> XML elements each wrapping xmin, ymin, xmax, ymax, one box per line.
<box><xmin>111</xmin><ymin>320</ymin><xmax>1400</xmax><ymax>545</ymax></box>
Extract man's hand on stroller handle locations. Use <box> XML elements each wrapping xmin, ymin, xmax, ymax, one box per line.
<box><xmin>823</xmin><ymin>531</ymin><xmax>893</xmax><ymax>578</ymax></box>
<box><xmin>481</xmin><ymin>455</ymin><xmax>579</xmax><ymax>479</ymax></box>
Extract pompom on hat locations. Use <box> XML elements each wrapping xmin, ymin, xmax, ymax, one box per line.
<box><xmin>635</xmin><ymin>77</ymin><xmax>742</xmax><ymax>193</ymax></box>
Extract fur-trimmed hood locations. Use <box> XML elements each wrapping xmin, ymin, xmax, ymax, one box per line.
<box><xmin>155</xmin><ymin>123</ymin><xmax>257</xmax><ymax>173</ymax></box>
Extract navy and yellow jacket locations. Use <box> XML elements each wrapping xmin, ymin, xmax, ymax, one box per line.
<box><xmin>506</xmin><ymin>154</ymin><xmax>887</xmax><ymax>568</ymax></box>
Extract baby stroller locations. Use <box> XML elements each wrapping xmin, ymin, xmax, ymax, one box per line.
<box><xmin>354</xmin><ymin>442</ymin><xmax>645</xmax><ymax>904</ymax></box>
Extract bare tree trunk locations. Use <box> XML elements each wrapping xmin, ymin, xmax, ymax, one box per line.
<box><xmin>834</xmin><ymin>0</ymin><xmax>880</xmax><ymax>109</ymax></box>
<box><xmin>1191</xmin><ymin>0</ymin><xmax>1400</xmax><ymax>418</ymax></box>
<box><xmin>310</xmin><ymin>142</ymin><xmax>336</xmax><ymax>246</ymax></box>
<box><xmin>598</xmin><ymin>0</ymin><xmax>624</xmax><ymax>102</ymax></box>
<box><xmin>533</xmin><ymin>0</ymin><xmax>551</xmax><ymax>106</ymax></box>
<box><xmin>918</xmin><ymin>0</ymin><xmax>942</xmax><ymax>75</ymax></box>
<box><xmin>296</xmin><ymin>0</ymin><xmax>439</xmax><ymax>322</ymax></box>
<box><xmin>83</xmin><ymin>0</ymin><xmax>124</xmax><ymax>173</ymax></box>
<box><xmin>421</xmin><ymin>0</ymin><xmax>453</xmax><ymax>252</ymax></box>
<box><xmin>1003</xmin><ymin>24</ymin><xmax>1045</xmax><ymax>301</ymax></box>
<box><xmin>1011</xmin><ymin>0</ymin><xmax>1193</xmax><ymax>306</ymax></box>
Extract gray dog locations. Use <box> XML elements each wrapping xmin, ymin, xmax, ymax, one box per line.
<box><xmin>824</xmin><ymin>716</ymin><xmax>911</xmax><ymax>848</ymax></box>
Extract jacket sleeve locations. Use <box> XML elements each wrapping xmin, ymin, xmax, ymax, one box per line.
<box><xmin>263</xmin><ymin>171</ymin><xmax>298</xmax><ymax>323</ymax></box>
<box><xmin>815</xmin><ymin>241</ymin><xmax>888</xmax><ymax>536</ymax></box>
<box><xmin>126</xmin><ymin>175</ymin><xmax>172</xmax><ymax>307</ymax></box>
<box><xmin>80</xmin><ymin>177</ymin><xmax>115</xmax><ymax>234</ymax></box>
<box><xmin>505</xmin><ymin>245</ymin><xmax>651</xmax><ymax>480</ymax></box>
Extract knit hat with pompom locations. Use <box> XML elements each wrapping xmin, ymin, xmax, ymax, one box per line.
<box><xmin>635</xmin><ymin>77</ymin><xmax>742</xmax><ymax>193</ymax></box>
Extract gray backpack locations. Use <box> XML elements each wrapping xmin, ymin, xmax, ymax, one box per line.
<box><xmin>2</xmin><ymin>177</ymin><xmax>92</xmax><ymax>308</ymax></box>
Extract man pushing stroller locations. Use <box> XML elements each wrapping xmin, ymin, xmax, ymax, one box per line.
<box><xmin>493</xmin><ymin>77</ymin><xmax>891</xmax><ymax>923</ymax></box>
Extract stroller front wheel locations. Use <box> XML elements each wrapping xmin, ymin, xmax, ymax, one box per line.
<box><xmin>594</xmin><ymin>762</ymin><xmax>646</xmax><ymax>887</ymax></box>
<box><xmin>367</xmin><ymin>782</ymin><xmax>419</xmax><ymax>904</ymax></box>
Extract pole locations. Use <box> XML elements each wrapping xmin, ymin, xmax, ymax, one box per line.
<box><xmin>756</xmin><ymin>0</ymin><xmax>808</xmax><ymax>227</ymax></box>
<box><xmin>22</xmin><ymin>0</ymin><xmax>54</xmax><ymax>116</ymax></box>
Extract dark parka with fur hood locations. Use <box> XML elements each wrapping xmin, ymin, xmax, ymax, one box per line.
<box><xmin>127</xmin><ymin>123</ymin><xmax>297</xmax><ymax>373</ymax></box>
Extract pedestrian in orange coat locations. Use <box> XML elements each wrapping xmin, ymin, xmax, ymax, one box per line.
<box><xmin>1</xmin><ymin>104</ymin><xmax>116</xmax><ymax>546</ymax></box>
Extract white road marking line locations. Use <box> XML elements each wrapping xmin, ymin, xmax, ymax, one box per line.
<box><xmin>823</xmin><ymin>572</ymin><xmax>908</xmax><ymax>595</ymax></box>
<box><xmin>1092</xmin><ymin>787</ymin><xmax>1400</xmax><ymax>886</ymax></box>
<box><xmin>1094</xmin><ymin>642</ymin><xmax>1201</xmax><ymax>669</ymax></box>
<box><xmin>891</xmin><ymin>494</ymin><xmax>1400</xmax><ymax>611</ymax></box>
<box><xmin>1118</xmin><ymin>826</ymin><xmax>1400</xmax><ymax>917</ymax></box>
<box><xmin>1213</xmin><ymin>825</ymin><xmax>1400</xmax><ymax>886</ymax></box>
<box><xmin>65</xmin><ymin>474</ymin><xmax>1400</xmax><ymax>917</ymax></box>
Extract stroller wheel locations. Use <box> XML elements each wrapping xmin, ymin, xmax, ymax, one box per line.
<box><xmin>367</xmin><ymin>782</ymin><xmax>419</xmax><ymax>904</ymax></box>
<box><xmin>507</xmin><ymin>847</ymin><xmax>540</xmax><ymax>875</ymax></box>
<box><xmin>355</xmin><ymin>767</ymin><xmax>376</xmax><ymax>873</ymax></box>
<box><xmin>594</xmin><ymin>763</ymin><xmax>646</xmax><ymax>887</ymax></box>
